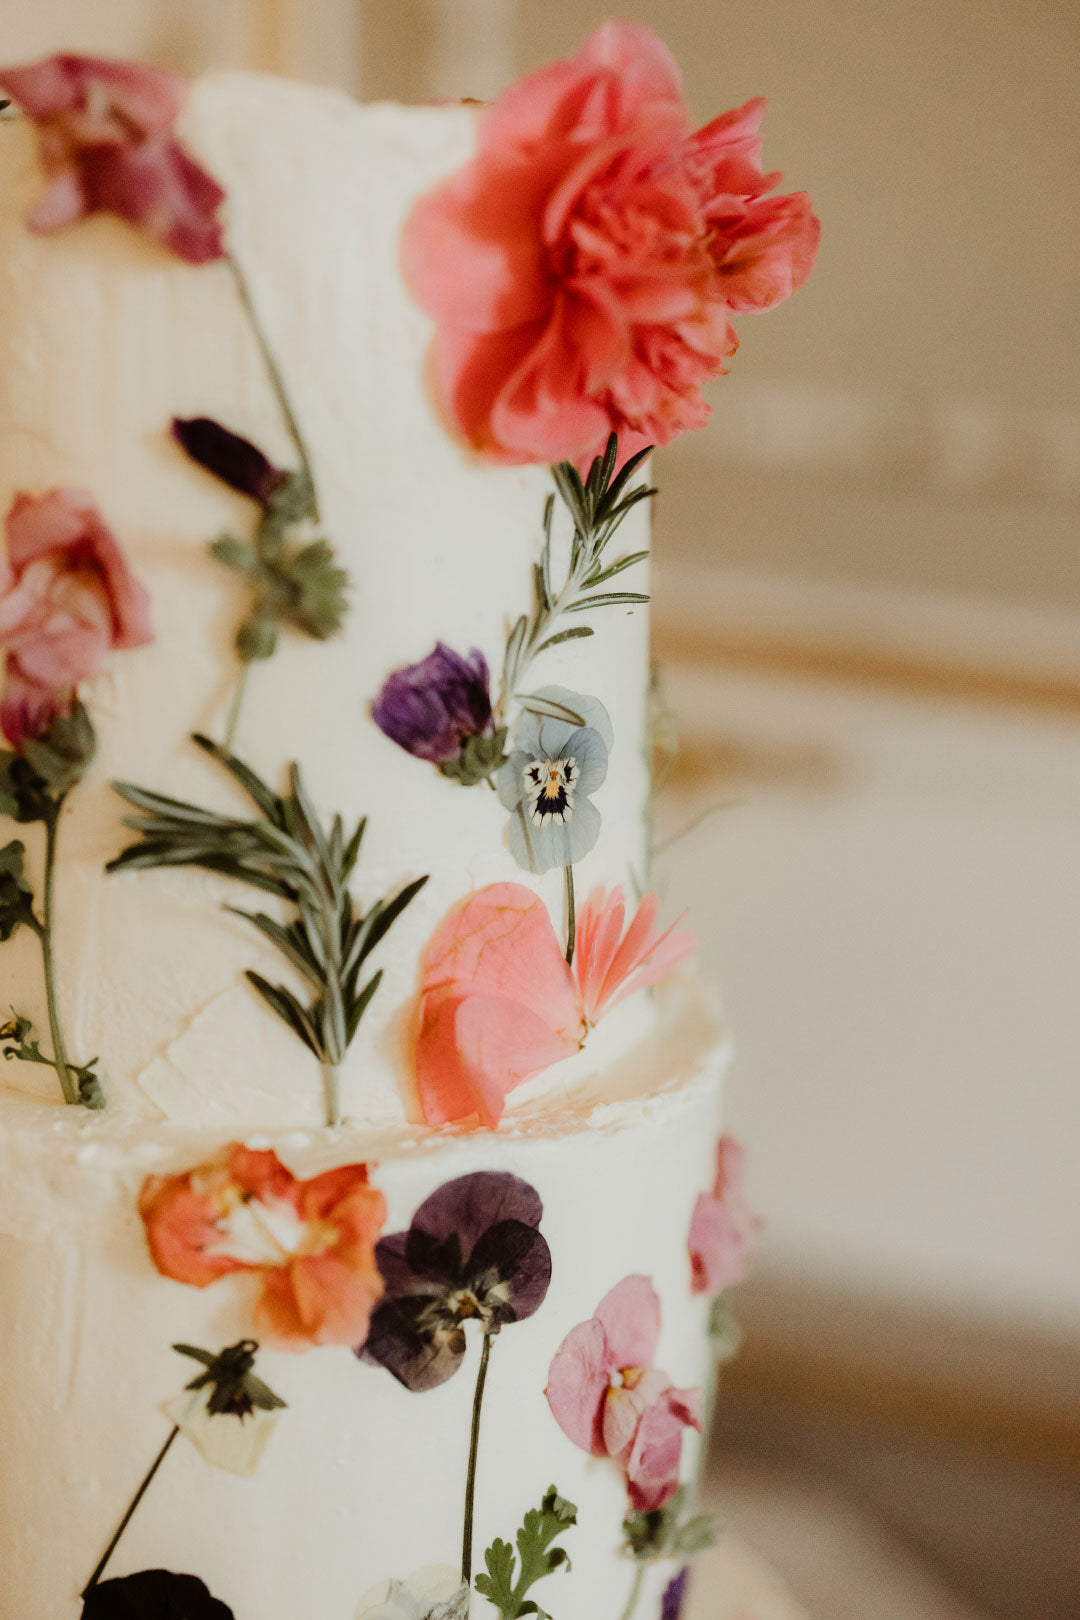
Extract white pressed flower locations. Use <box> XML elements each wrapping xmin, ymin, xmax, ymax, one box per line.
<box><xmin>355</xmin><ymin>1565</ymin><xmax>470</xmax><ymax>1620</ymax></box>
<box><xmin>164</xmin><ymin>1385</ymin><xmax>281</xmax><ymax>1478</ymax></box>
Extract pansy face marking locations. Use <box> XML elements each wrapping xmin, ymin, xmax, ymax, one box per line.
<box><xmin>524</xmin><ymin>753</ymin><xmax>579</xmax><ymax>826</ymax></box>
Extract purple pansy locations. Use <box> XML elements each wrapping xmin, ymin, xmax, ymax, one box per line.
<box><xmin>372</xmin><ymin>643</ymin><xmax>503</xmax><ymax>782</ymax></box>
<box><xmin>359</xmin><ymin>1171</ymin><xmax>552</xmax><ymax>1391</ymax></box>
<box><xmin>82</xmin><ymin>1570</ymin><xmax>235</xmax><ymax>1619</ymax></box>
<box><xmin>661</xmin><ymin>1568</ymin><xmax>691</xmax><ymax>1620</ymax></box>
<box><xmin>172</xmin><ymin>417</ymin><xmax>288</xmax><ymax>506</ymax></box>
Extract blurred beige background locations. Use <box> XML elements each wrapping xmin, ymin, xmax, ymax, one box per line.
<box><xmin>2</xmin><ymin>5</ymin><xmax>1078</xmax><ymax>1618</ymax></box>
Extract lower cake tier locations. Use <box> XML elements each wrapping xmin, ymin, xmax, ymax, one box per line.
<box><xmin>0</xmin><ymin>1006</ymin><xmax>728</xmax><ymax>1620</ymax></box>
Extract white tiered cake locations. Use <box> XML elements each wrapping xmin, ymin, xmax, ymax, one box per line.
<box><xmin>0</xmin><ymin>27</ymin><xmax>815</xmax><ymax>1620</ymax></box>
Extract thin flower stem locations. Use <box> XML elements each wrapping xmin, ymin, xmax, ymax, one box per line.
<box><xmin>461</xmin><ymin>1327</ymin><xmax>494</xmax><ymax>1587</ymax></box>
<box><xmin>40</xmin><ymin>801</ymin><xmax>78</xmax><ymax>1106</ymax></box>
<box><xmin>564</xmin><ymin>864</ymin><xmax>576</xmax><ymax>966</ymax></box>
<box><xmin>223</xmin><ymin>661</ymin><xmax>251</xmax><ymax>751</ymax></box>
<box><xmin>322</xmin><ymin>1062</ymin><xmax>342</xmax><ymax>1128</ymax></box>
<box><xmin>618</xmin><ymin>1562</ymin><xmax>645</xmax><ymax>1620</ymax></box>
<box><xmin>227</xmin><ymin>255</ymin><xmax>320</xmax><ymax>522</ymax></box>
<box><xmin>82</xmin><ymin>1426</ymin><xmax>180</xmax><ymax>1593</ymax></box>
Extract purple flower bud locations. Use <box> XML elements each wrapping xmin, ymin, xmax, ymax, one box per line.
<box><xmin>372</xmin><ymin>642</ymin><xmax>493</xmax><ymax>765</ymax></box>
<box><xmin>661</xmin><ymin>1569</ymin><xmax>691</xmax><ymax>1620</ymax></box>
<box><xmin>171</xmin><ymin>417</ymin><xmax>287</xmax><ymax>505</ymax></box>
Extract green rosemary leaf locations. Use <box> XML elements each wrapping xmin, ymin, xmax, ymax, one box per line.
<box><xmin>246</xmin><ymin>972</ymin><xmax>320</xmax><ymax>1055</ymax></box>
<box><xmin>345</xmin><ymin>969</ymin><xmax>382</xmax><ymax>1041</ymax></box>
<box><xmin>601</xmin><ymin>443</ymin><xmax>653</xmax><ymax>510</ymax></box>
<box><xmin>581</xmin><ymin>551</ymin><xmax>649</xmax><ymax>588</ymax></box>
<box><xmin>341</xmin><ymin>818</ymin><xmax>366</xmax><ymax>881</ymax></box>
<box><xmin>532</xmin><ymin>626</ymin><xmax>595</xmax><ymax>657</ymax></box>
<box><xmin>229</xmin><ymin>908</ymin><xmax>323</xmax><ymax>986</ymax></box>
<box><xmin>191</xmin><ymin>733</ymin><xmax>281</xmax><ymax>819</ymax></box>
<box><xmin>360</xmin><ymin>874</ymin><xmax>428</xmax><ymax>960</ymax></box>
<box><xmin>516</xmin><ymin>693</ymin><xmax>587</xmax><ymax>726</ymax></box>
<box><xmin>533</xmin><ymin>560</ymin><xmax>550</xmax><ymax>617</ymax></box>
<box><xmin>563</xmin><ymin>591</ymin><xmax>649</xmax><ymax>612</ymax></box>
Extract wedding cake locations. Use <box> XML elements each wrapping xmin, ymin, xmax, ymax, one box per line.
<box><xmin>0</xmin><ymin>25</ymin><xmax>816</xmax><ymax>1620</ymax></box>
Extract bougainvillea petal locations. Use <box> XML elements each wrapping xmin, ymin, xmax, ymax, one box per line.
<box><xmin>420</xmin><ymin>884</ymin><xmax>579</xmax><ymax>1026</ymax></box>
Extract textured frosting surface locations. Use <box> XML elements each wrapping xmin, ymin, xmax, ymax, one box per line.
<box><xmin>0</xmin><ymin>73</ymin><xmax>652</xmax><ymax>1129</ymax></box>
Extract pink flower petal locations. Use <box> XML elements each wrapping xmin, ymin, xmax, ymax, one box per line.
<box><xmin>626</xmin><ymin>1395</ymin><xmax>690</xmax><ymax>1512</ymax></box>
<box><xmin>593</xmin><ymin>1274</ymin><xmax>661</xmax><ymax>1371</ymax></box>
<box><xmin>416</xmin><ymin>990</ymin><xmax>579</xmax><ymax>1127</ymax></box>
<box><xmin>420</xmin><ymin>883</ymin><xmax>580</xmax><ymax>1031</ymax></box>
<box><xmin>545</xmin><ymin>1316</ymin><xmax>611</xmax><ymax>1455</ymax></box>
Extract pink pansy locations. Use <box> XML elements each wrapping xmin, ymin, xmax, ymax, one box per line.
<box><xmin>0</xmin><ymin>487</ymin><xmax>153</xmax><ymax>748</ymax></box>
<box><xmin>415</xmin><ymin>882</ymin><xmax>694</xmax><ymax>1127</ymax></box>
<box><xmin>688</xmin><ymin>1135</ymin><xmax>760</xmax><ymax>1295</ymax></box>
<box><xmin>138</xmin><ymin>1143</ymin><xmax>387</xmax><ymax>1351</ymax></box>
<box><xmin>573</xmin><ymin>884</ymin><xmax>696</xmax><ymax>1025</ymax></box>
<box><xmin>546</xmin><ymin>1275</ymin><xmax>701</xmax><ymax>1511</ymax></box>
<box><xmin>0</xmin><ymin>53</ymin><xmax>225</xmax><ymax>262</ymax></box>
<box><xmin>403</xmin><ymin>21</ymin><xmax>818</xmax><ymax>468</ymax></box>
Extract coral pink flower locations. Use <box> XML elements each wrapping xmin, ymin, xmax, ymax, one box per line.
<box><xmin>0</xmin><ymin>487</ymin><xmax>153</xmax><ymax>748</ymax></box>
<box><xmin>688</xmin><ymin>1135</ymin><xmax>759</xmax><ymax>1295</ymax></box>
<box><xmin>403</xmin><ymin>21</ymin><xmax>818</xmax><ymax>468</ymax></box>
<box><xmin>574</xmin><ymin>885</ymin><xmax>696</xmax><ymax>1025</ymax></box>
<box><xmin>546</xmin><ymin>1275</ymin><xmax>701</xmax><ymax>1511</ymax></box>
<box><xmin>0</xmin><ymin>53</ymin><xmax>225</xmax><ymax>262</ymax></box>
<box><xmin>138</xmin><ymin>1144</ymin><xmax>387</xmax><ymax>1351</ymax></box>
<box><xmin>415</xmin><ymin>882</ymin><xmax>694</xmax><ymax>1127</ymax></box>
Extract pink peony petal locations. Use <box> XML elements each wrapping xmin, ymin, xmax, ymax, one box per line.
<box><xmin>593</xmin><ymin>1274</ymin><xmax>661</xmax><ymax>1371</ymax></box>
<box><xmin>545</xmin><ymin>1316</ymin><xmax>611</xmax><ymax>1455</ymax></box>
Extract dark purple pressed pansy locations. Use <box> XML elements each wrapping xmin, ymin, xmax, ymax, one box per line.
<box><xmin>660</xmin><ymin>1567</ymin><xmax>691</xmax><ymax>1620</ymax></box>
<box><xmin>172</xmin><ymin>417</ymin><xmax>287</xmax><ymax>506</ymax></box>
<box><xmin>82</xmin><ymin>1570</ymin><xmax>235</xmax><ymax>1619</ymax></box>
<box><xmin>372</xmin><ymin>642</ymin><xmax>494</xmax><ymax>767</ymax></box>
<box><xmin>359</xmin><ymin>1170</ymin><xmax>551</xmax><ymax>1392</ymax></box>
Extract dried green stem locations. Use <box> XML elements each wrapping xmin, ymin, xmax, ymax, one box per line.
<box><xmin>82</xmin><ymin>1426</ymin><xmax>179</xmax><ymax>1593</ymax></box>
<box><xmin>462</xmin><ymin>1327</ymin><xmax>495</xmax><ymax>1586</ymax></box>
<box><xmin>40</xmin><ymin>800</ymin><xmax>77</xmax><ymax>1106</ymax></box>
<box><xmin>223</xmin><ymin>661</ymin><xmax>251</xmax><ymax>752</ymax></box>
<box><xmin>564</xmin><ymin>864</ymin><xmax>576</xmax><ymax>966</ymax></box>
<box><xmin>618</xmin><ymin>1562</ymin><xmax>645</xmax><ymax>1620</ymax></box>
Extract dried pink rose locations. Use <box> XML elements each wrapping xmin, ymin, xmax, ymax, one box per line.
<box><xmin>546</xmin><ymin>1274</ymin><xmax>701</xmax><ymax>1511</ymax></box>
<box><xmin>403</xmin><ymin>21</ymin><xmax>818</xmax><ymax>467</ymax></box>
<box><xmin>688</xmin><ymin>1135</ymin><xmax>759</xmax><ymax>1295</ymax></box>
<box><xmin>0</xmin><ymin>53</ymin><xmax>225</xmax><ymax>262</ymax></box>
<box><xmin>0</xmin><ymin>488</ymin><xmax>153</xmax><ymax>747</ymax></box>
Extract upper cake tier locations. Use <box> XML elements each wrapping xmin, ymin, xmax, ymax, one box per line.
<box><xmin>0</xmin><ymin>73</ymin><xmax>655</xmax><ymax>1130</ymax></box>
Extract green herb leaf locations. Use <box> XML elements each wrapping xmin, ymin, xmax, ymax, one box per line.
<box><xmin>474</xmin><ymin>1487</ymin><xmax>578</xmax><ymax>1620</ymax></box>
<box><xmin>622</xmin><ymin>1487</ymin><xmax>716</xmax><ymax>1562</ymax></box>
<box><xmin>563</xmin><ymin>591</ymin><xmax>649</xmax><ymax>613</ymax></box>
<box><xmin>515</xmin><ymin>693</ymin><xmax>586</xmax><ymax>727</ymax></box>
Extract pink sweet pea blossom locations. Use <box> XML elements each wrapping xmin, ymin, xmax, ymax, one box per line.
<box><xmin>0</xmin><ymin>53</ymin><xmax>225</xmax><ymax>262</ymax></box>
<box><xmin>0</xmin><ymin>487</ymin><xmax>153</xmax><ymax>747</ymax></box>
<box><xmin>688</xmin><ymin>1135</ymin><xmax>759</xmax><ymax>1295</ymax></box>
<box><xmin>403</xmin><ymin>22</ymin><xmax>818</xmax><ymax>468</ymax></box>
<box><xmin>138</xmin><ymin>1143</ymin><xmax>387</xmax><ymax>1351</ymax></box>
<box><xmin>415</xmin><ymin>882</ymin><xmax>694</xmax><ymax>1127</ymax></box>
<box><xmin>546</xmin><ymin>1275</ymin><xmax>701</xmax><ymax>1510</ymax></box>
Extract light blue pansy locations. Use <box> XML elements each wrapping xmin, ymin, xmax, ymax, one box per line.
<box><xmin>497</xmin><ymin>686</ymin><xmax>613</xmax><ymax>874</ymax></box>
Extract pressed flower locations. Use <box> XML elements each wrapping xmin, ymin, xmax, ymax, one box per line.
<box><xmin>573</xmin><ymin>887</ymin><xmax>696</xmax><ymax>1026</ymax></box>
<box><xmin>355</xmin><ymin>1566</ymin><xmax>470</xmax><ymax>1620</ymax></box>
<box><xmin>403</xmin><ymin>22</ymin><xmax>818</xmax><ymax>468</ymax></box>
<box><xmin>496</xmin><ymin>687</ymin><xmax>612</xmax><ymax>874</ymax></box>
<box><xmin>546</xmin><ymin>1275</ymin><xmax>701</xmax><ymax>1512</ymax></box>
<box><xmin>164</xmin><ymin>1340</ymin><xmax>285</xmax><ymax>1477</ymax></box>
<box><xmin>415</xmin><ymin>882</ymin><xmax>693</xmax><ymax>1127</ymax></box>
<box><xmin>0</xmin><ymin>487</ymin><xmax>153</xmax><ymax>748</ymax></box>
<box><xmin>361</xmin><ymin>1171</ymin><xmax>551</xmax><ymax>1392</ymax></box>
<box><xmin>81</xmin><ymin>1571</ymin><xmax>235</xmax><ymax>1619</ymax></box>
<box><xmin>0</xmin><ymin>53</ymin><xmax>225</xmax><ymax>262</ymax></box>
<box><xmin>138</xmin><ymin>1144</ymin><xmax>386</xmax><ymax>1351</ymax></box>
<box><xmin>373</xmin><ymin>642</ymin><xmax>502</xmax><ymax>781</ymax></box>
<box><xmin>171</xmin><ymin>417</ymin><xmax>288</xmax><ymax>506</ymax></box>
<box><xmin>688</xmin><ymin>1136</ymin><xmax>759</xmax><ymax>1296</ymax></box>
<box><xmin>661</xmin><ymin>1568</ymin><xmax>691</xmax><ymax>1620</ymax></box>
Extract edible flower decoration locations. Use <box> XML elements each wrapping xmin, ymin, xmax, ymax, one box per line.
<box><xmin>373</xmin><ymin>641</ymin><xmax>505</xmax><ymax>786</ymax></box>
<box><xmin>0</xmin><ymin>488</ymin><xmax>153</xmax><ymax>1109</ymax></box>
<box><xmin>403</xmin><ymin>21</ymin><xmax>818</xmax><ymax>468</ymax></box>
<box><xmin>661</xmin><ymin>1568</ymin><xmax>692</xmax><ymax>1620</ymax></box>
<box><xmin>0</xmin><ymin>53</ymin><xmax>225</xmax><ymax>262</ymax></box>
<box><xmin>497</xmin><ymin>687</ymin><xmax>611</xmax><ymax>875</ymax></box>
<box><xmin>80</xmin><ymin>1340</ymin><xmax>282</xmax><ymax>1612</ymax></box>
<box><xmin>416</xmin><ymin>882</ymin><xmax>695</xmax><ymax>1127</ymax></box>
<box><xmin>546</xmin><ymin>1275</ymin><xmax>702</xmax><ymax>1512</ymax></box>
<box><xmin>138</xmin><ymin>1143</ymin><xmax>386</xmax><ymax>1350</ymax></box>
<box><xmin>361</xmin><ymin>1172</ymin><xmax>552</xmax><ymax>1586</ymax></box>
<box><xmin>356</xmin><ymin>1567</ymin><xmax>469</xmax><ymax>1620</ymax></box>
<box><xmin>688</xmin><ymin>1135</ymin><xmax>759</xmax><ymax>1297</ymax></box>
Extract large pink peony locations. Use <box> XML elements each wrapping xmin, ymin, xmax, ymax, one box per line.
<box><xmin>0</xmin><ymin>53</ymin><xmax>225</xmax><ymax>262</ymax></box>
<box><xmin>403</xmin><ymin>21</ymin><xmax>819</xmax><ymax>467</ymax></box>
<box><xmin>0</xmin><ymin>488</ymin><xmax>153</xmax><ymax>747</ymax></box>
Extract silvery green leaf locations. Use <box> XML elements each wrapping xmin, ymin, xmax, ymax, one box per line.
<box><xmin>515</xmin><ymin>693</ymin><xmax>586</xmax><ymax>727</ymax></box>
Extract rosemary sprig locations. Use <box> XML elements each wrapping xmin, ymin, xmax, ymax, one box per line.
<box><xmin>499</xmin><ymin>433</ymin><xmax>654</xmax><ymax>716</ymax></box>
<box><xmin>108</xmin><ymin>736</ymin><xmax>427</xmax><ymax>1125</ymax></box>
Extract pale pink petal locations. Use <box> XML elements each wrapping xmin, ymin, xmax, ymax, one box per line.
<box><xmin>625</xmin><ymin>1396</ymin><xmax>689</xmax><ymax>1511</ymax></box>
<box><xmin>25</xmin><ymin>168</ymin><xmax>87</xmax><ymax>233</ymax></box>
<box><xmin>574</xmin><ymin>885</ymin><xmax>625</xmax><ymax>1023</ymax></box>
<box><xmin>593</xmin><ymin>1274</ymin><xmax>661</xmax><ymax>1370</ymax></box>
<box><xmin>545</xmin><ymin>1317</ymin><xmax>611</xmax><ymax>1455</ymax></box>
<box><xmin>714</xmin><ymin>1134</ymin><xmax>747</xmax><ymax>1197</ymax></box>
<box><xmin>416</xmin><ymin>990</ymin><xmax>579</xmax><ymax>1127</ymax></box>
<box><xmin>602</xmin><ymin>1382</ymin><xmax>646</xmax><ymax>1462</ymax></box>
<box><xmin>664</xmin><ymin>1384</ymin><xmax>703</xmax><ymax>1431</ymax></box>
<box><xmin>599</xmin><ymin>912</ymin><xmax>698</xmax><ymax>1018</ymax></box>
<box><xmin>595</xmin><ymin>890</ymin><xmax>660</xmax><ymax>1007</ymax></box>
